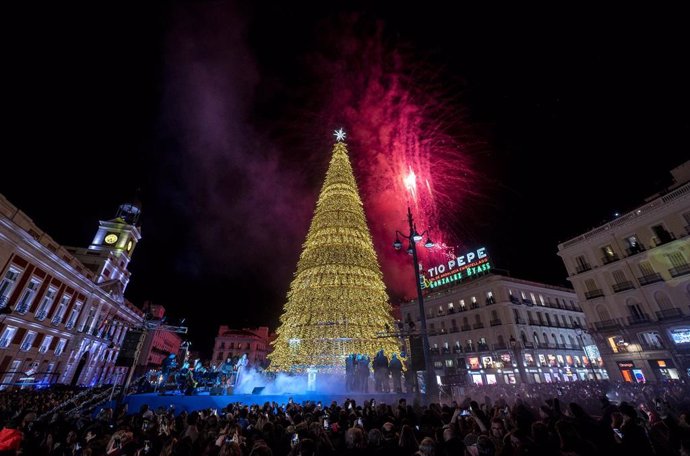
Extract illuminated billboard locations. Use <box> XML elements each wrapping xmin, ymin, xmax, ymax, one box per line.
<box><xmin>423</xmin><ymin>247</ymin><xmax>491</xmax><ymax>289</ymax></box>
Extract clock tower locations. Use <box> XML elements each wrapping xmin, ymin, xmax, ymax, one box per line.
<box><xmin>73</xmin><ymin>202</ymin><xmax>142</xmax><ymax>296</ymax></box>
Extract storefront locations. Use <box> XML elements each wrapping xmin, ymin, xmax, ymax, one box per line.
<box><xmin>648</xmin><ymin>359</ymin><xmax>680</xmax><ymax>381</ymax></box>
<box><xmin>465</xmin><ymin>354</ymin><xmax>520</xmax><ymax>385</ymax></box>
<box><xmin>617</xmin><ymin>360</ymin><xmax>646</xmax><ymax>383</ymax></box>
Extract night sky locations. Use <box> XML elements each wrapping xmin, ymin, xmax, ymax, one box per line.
<box><xmin>4</xmin><ymin>2</ymin><xmax>688</xmax><ymax>356</ymax></box>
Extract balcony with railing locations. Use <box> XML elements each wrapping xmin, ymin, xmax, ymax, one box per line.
<box><xmin>594</xmin><ymin>319</ymin><xmax>620</xmax><ymax>330</ymax></box>
<box><xmin>612</xmin><ymin>281</ymin><xmax>635</xmax><ymax>293</ymax></box>
<box><xmin>585</xmin><ymin>289</ymin><xmax>605</xmax><ymax>300</ymax></box>
<box><xmin>575</xmin><ymin>263</ymin><xmax>592</xmax><ymax>274</ymax></box>
<box><xmin>638</xmin><ymin>273</ymin><xmax>664</xmax><ymax>286</ymax></box>
<box><xmin>515</xmin><ymin>317</ymin><xmax>526</xmax><ymax>325</ymax></box>
<box><xmin>449</xmin><ymin>326</ymin><xmax>459</xmax><ymax>333</ymax></box>
<box><xmin>509</xmin><ymin>296</ymin><xmax>521</xmax><ymax>305</ymax></box>
<box><xmin>20</xmin><ymin>342</ymin><xmax>33</xmax><ymax>351</ymax></box>
<box><xmin>485</xmin><ymin>297</ymin><xmax>496</xmax><ymax>306</ymax></box>
<box><xmin>656</xmin><ymin>308</ymin><xmax>685</xmax><ymax>321</ymax></box>
<box><xmin>35</xmin><ymin>309</ymin><xmax>48</xmax><ymax>321</ymax></box>
<box><xmin>472</xmin><ymin>322</ymin><xmax>485</xmax><ymax>329</ymax></box>
<box><xmin>14</xmin><ymin>302</ymin><xmax>30</xmax><ymax>314</ymax></box>
<box><xmin>490</xmin><ymin>319</ymin><xmax>502</xmax><ymax>326</ymax></box>
<box><xmin>669</xmin><ymin>264</ymin><xmax>690</xmax><ymax>278</ymax></box>
<box><xmin>602</xmin><ymin>254</ymin><xmax>620</xmax><ymax>265</ymax></box>
<box><xmin>627</xmin><ymin>313</ymin><xmax>651</xmax><ymax>326</ymax></box>
<box><xmin>626</xmin><ymin>244</ymin><xmax>646</xmax><ymax>257</ymax></box>
<box><xmin>51</xmin><ymin>314</ymin><xmax>64</xmax><ymax>326</ymax></box>
<box><xmin>461</xmin><ymin>324</ymin><xmax>471</xmax><ymax>331</ymax></box>
<box><xmin>653</xmin><ymin>231</ymin><xmax>677</xmax><ymax>246</ymax></box>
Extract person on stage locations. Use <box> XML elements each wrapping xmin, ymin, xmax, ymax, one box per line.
<box><xmin>373</xmin><ymin>350</ymin><xmax>389</xmax><ymax>392</ymax></box>
<box><xmin>234</xmin><ymin>353</ymin><xmax>249</xmax><ymax>387</ymax></box>
<box><xmin>389</xmin><ymin>353</ymin><xmax>403</xmax><ymax>393</ymax></box>
<box><xmin>161</xmin><ymin>353</ymin><xmax>177</xmax><ymax>385</ymax></box>
<box><xmin>345</xmin><ymin>354</ymin><xmax>354</xmax><ymax>391</ymax></box>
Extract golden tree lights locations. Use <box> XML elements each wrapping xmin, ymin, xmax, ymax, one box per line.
<box><xmin>268</xmin><ymin>137</ymin><xmax>400</xmax><ymax>372</ymax></box>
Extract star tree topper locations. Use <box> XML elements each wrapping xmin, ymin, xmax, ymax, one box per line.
<box><xmin>334</xmin><ymin>128</ymin><xmax>346</xmax><ymax>142</ymax></box>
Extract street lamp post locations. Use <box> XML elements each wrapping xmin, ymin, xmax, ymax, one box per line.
<box><xmin>394</xmin><ymin>207</ymin><xmax>437</xmax><ymax>402</ymax></box>
<box><xmin>575</xmin><ymin>325</ymin><xmax>598</xmax><ymax>380</ymax></box>
<box><xmin>509</xmin><ymin>335</ymin><xmax>527</xmax><ymax>384</ymax></box>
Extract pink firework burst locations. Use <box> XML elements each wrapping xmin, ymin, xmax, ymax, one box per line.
<box><xmin>308</xmin><ymin>17</ymin><xmax>482</xmax><ymax>299</ymax></box>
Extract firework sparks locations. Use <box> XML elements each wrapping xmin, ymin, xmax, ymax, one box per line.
<box><xmin>403</xmin><ymin>168</ymin><xmax>417</xmax><ymax>202</ymax></box>
<box><xmin>306</xmin><ymin>16</ymin><xmax>482</xmax><ymax>298</ymax></box>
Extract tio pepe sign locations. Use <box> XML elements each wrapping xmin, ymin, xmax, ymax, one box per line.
<box><xmin>423</xmin><ymin>247</ymin><xmax>491</xmax><ymax>289</ymax></box>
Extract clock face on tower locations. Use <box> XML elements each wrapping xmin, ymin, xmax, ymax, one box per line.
<box><xmin>127</xmin><ymin>240</ymin><xmax>133</xmax><ymax>251</ymax></box>
<box><xmin>104</xmin><ymin>234</ymin><xmax>119</xmax><ymax>245</ymax></box>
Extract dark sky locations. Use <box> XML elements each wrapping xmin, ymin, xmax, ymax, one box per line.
<box><xmin>4</xmin><ymin>2</ymin><xmax>688</xmax><ymax>356</ymax></box>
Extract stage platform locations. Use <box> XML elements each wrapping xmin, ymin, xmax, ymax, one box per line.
<box><xmin>121</xmin><ymin>391</ymin><xmax>420</xmax><ymax>415</ymax></box>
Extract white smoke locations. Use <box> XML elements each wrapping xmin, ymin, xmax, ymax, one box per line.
<box><xmin>233</xmin><ymin>368</ymin><xmax>348</xmax><ymax>395</ymax></box>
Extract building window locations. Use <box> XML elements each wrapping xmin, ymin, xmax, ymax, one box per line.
<box><xmin>65</xmin><ymin>301</ymin><xmax>82</xmax><ymax>330</ymax></box>
<box><xmin>459</xmin><ymin>300</ymin><xmax>466</xmax><ymax>310</ymax></box>
<box><xmin>654</xmin><ymin>291</ymin><xmax>674</xmax><ymax>310</ymax></box>
<box><xmin>651</xmin><ymin>224</ymin><xmax>674</xmax><ymax>245</ymax></box>
<box><xmin>79</xmin><ymin>307</ymin><xmax>95</xmax><ymax>332</ymax></box>
<box><xmin>0</xmin><ymin>269</ymin><xmax>21</xmax><ymax>306</ymax></box>
<box><xmin>667</xmin><ymin>251</ymin><xmax>687</xmax><ymax>268</ymax></box>
<box><xmin>20</xmin><ymin>331</ymin><xmax>37</xmax><ymax>351</ymax></box>
<box><xmin>638</xmin><ymin>331</ymin><xmax>664</xmax><ymax>350</ymax></box>
<box><xmin>639</xmin><ymin>261</ymin><xmax>655</xmax><ymax>277</ymax></box>
<box><xmin>612</xmin><ymin>269</ymin><xmax>627</xmax><ymax>284</ymax></box>
<box><xmin>39</xmin><ymin>335</ymin><xmax>53</xmax><ymax>354</ymax></box>
<box><xmin>602</xmin><ymin>245</ymin><xmax>617</xmax><ymax>262</ymax></box>
<box><xmin>539</xmin><ymin>294</ymin><xmax>545</xmax><ymax>306</ymax></box>
<box><xmin>54</xmin><ymin>338</ymin><xmax>67</xmax><ymax>356</ymax></box>
<box><xmin>0</xmin><ymin>326</ymin><xmax>18</xmax><ymax>348</ymax></box>
<box><xmin>35</xmin><ymin>288</ymin><xmax>57</xmax><ymax>321</ymax></box>
<box><xmin>51</xmin><ymin>295</ymin><xmax>71</xmax><ymax>325</ymax></box>
<box><xmin>15</xmin><ymin>278</ymin><xmax>42</xmax><ymax>314</ymax></box>
<box><xmin>626</xmin><ymin>235</ymin><xmax>644</xmax><ymax>254</ymax></box>
<box><xmin>575</xmin><ymin>255</ymin><xmax>590</xmax><ymax>272</ymax></box>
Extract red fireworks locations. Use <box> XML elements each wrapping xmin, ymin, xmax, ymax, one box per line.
<box><xmin>311</xmin><ymin>18</ymin><xmax>481</xmax><ymax>299</ymax></box>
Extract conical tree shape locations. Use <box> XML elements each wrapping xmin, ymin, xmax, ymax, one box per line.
<box><xmin>268</xmin><ymin>139</ymin><xmax>400</xmax><ymax>372</ymax></box>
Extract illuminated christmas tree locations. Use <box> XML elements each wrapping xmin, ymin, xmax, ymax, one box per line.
<box><xmin>268</xmin><ymin>129</ymin><xmax>400</xmax><ymax>372</ymax></box>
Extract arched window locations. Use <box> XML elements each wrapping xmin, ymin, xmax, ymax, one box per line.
<box><xmin>596</xmin><ymin>305</ymin><xmax>611</xmax><ymax>322</ymax></box>
<box><xmin>568</xmin><ymin>335</ymin><xmax>575</xmax><ymax>347</ymax></box>
<box><xmin>560</xmin><ymin>334</ymin><xmax>566</xmax><ymax>346</ymax></box>
<box><xmin>520</xmin><ymin>332</ymin><xmax>527</xmax><ymax>343</ymax></box>
<box><xmin>533</xmin><ymin>332</ymin><xmax>540</xmax><ymax>345</ymax></box>
<box><xmin>654</xmin><ymin>291</ymin><xmax>674</xmax><ymax>310</ymax></box>
<box><xmin>491</xmin><ymin>310</ymin><xmax>499</xmax><ymax>320</ymax></box>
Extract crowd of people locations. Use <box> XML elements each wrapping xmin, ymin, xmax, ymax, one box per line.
<box><xmin>2</xmin><ymin>379</ymin><xmax>690</xmax><ymax>455</ymax></box>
